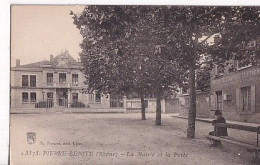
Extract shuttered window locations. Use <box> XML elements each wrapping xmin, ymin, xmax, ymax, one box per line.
<box><xmin>236</xmin><ymin>85</ymin><xmax>256</xmax><ymax>114</ymax></box>
<box><xmin>241</xmin><ymin>87</ymin><xmax>251</xmax><ymax>111</ymax></box>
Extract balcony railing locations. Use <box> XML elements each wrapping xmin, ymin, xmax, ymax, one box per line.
<box><xmin>44</xmin><ymin>82</ymin><xmax>82</xmax><ymax>88</ymax></box>
<box><xmin>53</xmin><ymin>82</ymin><xmax>71</xmax><ymax>88</ymax></box>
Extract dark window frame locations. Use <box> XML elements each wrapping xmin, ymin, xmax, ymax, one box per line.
<box><xmin>30</xmin><ymin>92</ymin><xmax>36</xmax><ymax>103</ymax></box>
<box><xmin>22</xmin><ymin>75</ymin><xmax>29</xmax><ymax>87</ymax></box>
<box><xmin>72</xmin><ymin>74</ymin><xmax>79</xmax><ymax>85</ymax></box>
<box><xmin>241</xmin><ymin>86</ymin><xmax>251</xmax><ymax>111</ymax></box>
<box><xmin>47</xmin><ymin>73</ymin><xmax>53</xmax><ymax>85</ymax></box>
<box><xmin>59</xmin><ymin>73</ymin><xmax>66</xmax><ymax>83</ymax></box>
<box><xmin>30</xmin><ymin>75</ymin><xmax>36</xmax><ymax>87</ymax></box>
<box><xmin>22</xmin><ymin>92</ymin><xmax>29</xmax><ymax>102</ymax></box>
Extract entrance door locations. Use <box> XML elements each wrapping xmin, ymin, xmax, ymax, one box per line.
<box><xmin>56</xmin><ymin>89</ymin><xmax>68</xmax><ymax>107</ymax></box>
<box><xmin>47</xmin><ymin>92</ymin><xmax>54</xmax><ymax>108</ymax></box>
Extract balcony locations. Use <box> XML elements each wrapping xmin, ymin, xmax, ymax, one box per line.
<box><xmin>54</xmin><ymin>82</ymin><xmax>71</xmax><ymax>88</ymax></box>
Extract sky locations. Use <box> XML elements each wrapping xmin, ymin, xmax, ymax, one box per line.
<box><xmin>11</xmin><ymin>5</ymin><xmax>85</xmax><ymax>66</ymax></box>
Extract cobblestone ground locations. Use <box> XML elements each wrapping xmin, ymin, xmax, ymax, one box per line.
<box><xmin>10</xmin><ymin>113</ymin><xmax>257</xmax><ymax>165</ymax></box>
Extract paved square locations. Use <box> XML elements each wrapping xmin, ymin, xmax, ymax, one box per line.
<box><xmin>10</xmin><ymin>113</ymin><xmax>252</xmax><ymax>165</ymax></box>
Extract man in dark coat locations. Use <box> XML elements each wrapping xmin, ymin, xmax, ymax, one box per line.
<box><xmin>209</xmin><ymin>110</ymin><xmax>228</xmax><ymax>147</ymax></box>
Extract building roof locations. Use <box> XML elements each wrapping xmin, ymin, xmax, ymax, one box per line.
<box><xmin>13</xmin><ymin>51</ymin><xmax>83</xmax><ymax>69</ymax></box>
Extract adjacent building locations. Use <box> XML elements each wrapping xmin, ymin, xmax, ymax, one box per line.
<box><xmin>210</xmin><ymin>61</ymin><xmax>260</xmax><ymax>123</ymax></box>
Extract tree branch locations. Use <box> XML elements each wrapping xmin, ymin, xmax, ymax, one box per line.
<box><xmin>199</xmin><ymin>33</ymin><xmax>216</xmax><ymax>46</ymax></box>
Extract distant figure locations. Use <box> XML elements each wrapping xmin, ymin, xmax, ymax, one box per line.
<box><xmin>209</xmin><ymin>110</ymin><xmax>228</xmax><ymax>147</ymax></box>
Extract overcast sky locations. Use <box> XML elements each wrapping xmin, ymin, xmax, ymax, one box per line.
<box><xmin>11</xmin><ymin>5</ymin><xmax>85</xmax><ymax>66</ymax></box>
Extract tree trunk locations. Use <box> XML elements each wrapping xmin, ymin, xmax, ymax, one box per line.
<box><xmin>187</xmin><ymin>57</ymin><xmax>197</xmax><ymax>139</ymax></box>
<box><xmin>155</xmin><ymin>92</ymin><xmax>162</xmax><ymax>126</ymax></box>
<box><xmin>140</xmin><ymin>94</ymin><xmax>146</xmax><ymax>120</ymax></box>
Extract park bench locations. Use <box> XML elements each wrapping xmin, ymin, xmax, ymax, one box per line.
<box><xmin>206</xmin><ymin>123</ymin><xmax>260</xmax><ymax>159</ymax></box>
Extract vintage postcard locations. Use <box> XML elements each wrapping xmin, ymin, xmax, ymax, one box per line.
<box><xmin>10</xmin><ymin>5</ymin><xmax>260</xmax><ymax>165</ymax></box>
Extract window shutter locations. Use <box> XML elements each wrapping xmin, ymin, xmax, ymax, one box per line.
<box><xmin>210</xmin><ymin>94</ymin><xmax>216</xmax><ymax>110</ymax></box>
<box><xmin>251</xmin><ymin>85</ymin><xmax>256</xmax><ymax>113</ymax></box>
<box><xmin>236</xmin><ymin>88</ymin><xmax>240</xmax><ymax>112</ymax></box>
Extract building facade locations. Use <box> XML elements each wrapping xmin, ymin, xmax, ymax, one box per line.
<box><xmin>210</xmin><ymin>61</ymin><xmax>260</xmax><ymax>124</ymax></box>
<box><xmin>11</xmin><ymin>51</ymin><xmax>110</xmax><ymax>110</ymax></box>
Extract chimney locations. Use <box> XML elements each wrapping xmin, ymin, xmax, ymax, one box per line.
<box><xmin>50</xmin><ymin>54</ymin><xmax>54</xmax><ymax>61</ymax></box>
<box><xmin>16</xmin><ymin>59</ymin><xmax>20</xmax><ymax>67</ymax></box>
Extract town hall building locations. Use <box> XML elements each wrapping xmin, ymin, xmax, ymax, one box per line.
<box><xmin>10</xmin><ymin>51</ymin><xmax>111</xmax><ymax>111</ymax></box>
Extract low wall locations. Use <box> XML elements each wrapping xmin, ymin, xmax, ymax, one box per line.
<box><xmin>165</xmin><ymin>92</ymin><xmax>211</xmax><ymax>118</ymax></box>
<box><xmin>125</xmin><ymin>98</ymin><xmax>164</xmax><ymax>113</ymax></box>
<box><xmin>10</xmin><ymin>108</ymin><xmax>126</xmax><ymax>114</ymax></box>
<box><xmin>65</xmin><ymin>108</ymin><xmax>125</xmax><ymax>113</ymax></box>
<box><xmin>10</xmin><ymin>108</ymin><xmax>47</xmax><ymax>114</ymax></box>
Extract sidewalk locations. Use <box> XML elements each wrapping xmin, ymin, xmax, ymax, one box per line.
<box><xmin>171</xmin><ymin>114</ymin><xmax>260</xmax><ymax>127</ymax></box>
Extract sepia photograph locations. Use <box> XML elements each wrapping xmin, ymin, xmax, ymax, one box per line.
<box><xmin>9</xmin><ymin>4</ymin><xmax>260</xmax><ymax>165</ymax></box>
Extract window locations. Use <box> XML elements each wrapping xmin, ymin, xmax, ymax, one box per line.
<box><xmin>47</xmin><ymin>73</ymin><xmax>53</xmax><ymax>85</ymax></box>
<box><xmin>72</xmin><ymin>74</ymin><xmax>79</xmax><ymax>85</ymax></box>
<box><xmin>22</xmin><ymin>75</ymin><xmax>28</xmax><ymax>87</ymax></box>
<box><xmin>22</xmin><ymin>92</ymin><xmax>28</xmax><ymax>102</ymax></box>
<box><xmin>241</xmin><ymin>86</ymin><xmax>251</xmax><ymax>111</ymax></box>
<box><xmin>30</xmin><ymin>75</ymin><xmax>36</xmax><ymax>87</ymax></box>
<box><xmin>95</xmin><ymin>91</ymin><xmax>101</xmax><ymax>103</ymax></box>
<box><xmin>72</xmin><ymin>93</ymin><xmax>78</xmax><ymax>103</ymax></box>
<box><xmin>216</xmin><ymin>91</ymin><xmax>222</xmax><ymax>111</ymax></box>
<box><xmin>30</xmin><ymin>92</ymin><xmax>36</xmax><ymax>102</ymax></box>
<box><xmin>22</xmin><ymin>75</ymin><xmax>36</xmax><ymax>87</ymax></box>
<box><xmin>59</xmin><ymin>73</ymin><xmax>66</xmax><ymax>83</ymax></box>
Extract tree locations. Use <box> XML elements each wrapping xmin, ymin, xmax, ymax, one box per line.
<box><xmin>72</xmin><ymin>6</ymin><xmax>186</xmax><ymax>124</ymax></box>
<box><xmin>73</xmin><ymin>6</ymin><xmax>260</xmax><ymax>132</ymax></box>
<box><xmin>196</xmin><ymin>67</ymin><xmax>211</xmax><ymax>92</ymax></box>
<box><xmin>163</xmin><ymin>6</ymin><xmax>260</xmax><ymax>138</ymax></box>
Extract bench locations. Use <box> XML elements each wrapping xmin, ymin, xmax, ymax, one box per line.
<box><xmin>206</xmin><ymin>123</ymin><xmax>260</xmax><ymax>159</ymax></box>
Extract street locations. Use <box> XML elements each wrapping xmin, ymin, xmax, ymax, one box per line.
<box><xmin>10</xmin><ymin>113</ymin><xmax>256</xmax><ymax>165</ymax></box>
